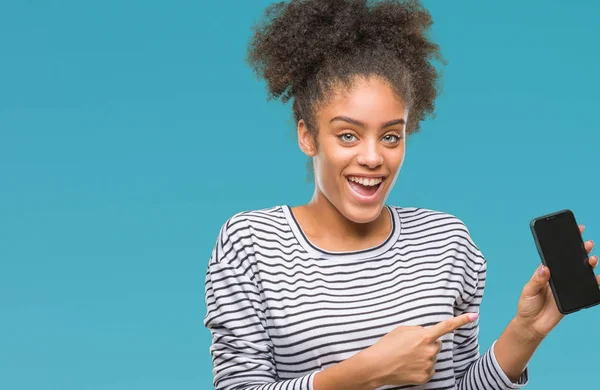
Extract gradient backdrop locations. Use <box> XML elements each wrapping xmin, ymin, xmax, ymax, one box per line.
<box><xmin>2</xmin><ymin>0</ymin><xmax>599</xmax><ymax>389</ymax></box>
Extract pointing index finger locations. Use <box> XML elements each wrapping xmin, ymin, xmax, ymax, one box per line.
<box><xmin>426</xmin><ymin>313</ymin><xmax>479</xmax><ymax>340</ymax></box>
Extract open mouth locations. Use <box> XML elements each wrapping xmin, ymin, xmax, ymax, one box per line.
<box><xmin>346</xmin><ymin>176</ymin><xmax>385</xmax><ymax>198</ymax></box>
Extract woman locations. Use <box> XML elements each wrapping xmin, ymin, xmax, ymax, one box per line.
<box><xmin>203</xmin><ymin>1</ymin><xmax>599</xmax><ymax>389</ymax></box>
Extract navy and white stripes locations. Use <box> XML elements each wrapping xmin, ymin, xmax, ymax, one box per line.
<box><xmin>204</xmin><ymin>205</ymin><xmax>529</xmax><ymax>389</ymax></box>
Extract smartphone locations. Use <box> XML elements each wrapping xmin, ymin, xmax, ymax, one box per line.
<box><xmin>530</xmin><ymin>209</ymin><xmax>600</xmax><ymax>314</ymax></box>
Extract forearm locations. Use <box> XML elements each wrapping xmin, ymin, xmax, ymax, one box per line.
<box><xmin>313</xmin><ymin>349</ymin><xmax>381</xmax><ymax>390</ymax></box>
<box><xmin>494</xmin><ymin>317</ymin><xmax>543</xmax><ymax>382</ymax></box>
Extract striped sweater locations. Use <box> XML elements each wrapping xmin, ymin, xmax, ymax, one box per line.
<box><xmin>203</xmin><ymin>205</ymin><xmax>529</xmax><ymax>390</ymax></box>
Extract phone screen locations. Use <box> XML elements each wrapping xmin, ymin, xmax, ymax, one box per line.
<box><xmin>533</xmin><ymin>210</ymin><xmax>600</xmax><ymax>313</ymax></box>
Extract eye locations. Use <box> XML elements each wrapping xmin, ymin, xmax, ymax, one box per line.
<box><xmin>382</xmin><ymin>134</ymin><xmax>402</xmax><ymax>143</ymax></box>
<box><xmin>339</xmin><ymin>133</ymin><xmax>357</xmax><ymax>143</ymax></box>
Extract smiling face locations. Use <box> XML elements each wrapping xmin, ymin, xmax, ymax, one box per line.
<box><xmin>298</xmin><ymin>75</ymin><xmax>407</xmax><ymax>224</ymax></box>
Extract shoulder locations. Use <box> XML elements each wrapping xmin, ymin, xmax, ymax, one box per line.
<box><xmin>389</xmin><ymin>205</ymin><xmax>485</xmax><ymax>265</ymax></box>
<box><xmin>389</xmin><ymin>205</ymin><xmax>470</xmax><ymax>230</ymax></box>
<box><xmin>219</xmin><ymin>205</ymin><xmax>288</xmax><ymax>238</ymax></box>
<box><xmin>210</xmin><ymin>205</ymin><xmax>289</xmax><ymax>264</ymax></box>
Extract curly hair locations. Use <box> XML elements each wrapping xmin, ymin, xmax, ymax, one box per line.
<box><xmin>246</xmin><ymin>0</ymin><xmax>445</xmax><ymax>136</ymax></box>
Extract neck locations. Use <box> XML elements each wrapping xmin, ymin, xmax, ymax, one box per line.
<box><xmin>304</xmin><ymin>188</ymin><xmax>389</xmax><ymax>241</ymax></box>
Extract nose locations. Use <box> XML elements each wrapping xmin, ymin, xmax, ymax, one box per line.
<box><xmin>356</xmin><ymin>140</ymin><xmax>383</xmax><ymax>169</ymax></box>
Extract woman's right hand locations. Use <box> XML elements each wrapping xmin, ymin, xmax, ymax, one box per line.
<box><xmin>364</xmin><ymin>313</ymin><xmax>479</xmax><ymax>387</ymax></box>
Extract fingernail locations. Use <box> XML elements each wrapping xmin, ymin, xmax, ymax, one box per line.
<box><xmin>539</xmin><ymin>265</ymin><xmax>546</xmax><ymax>276</ymax></box>
<box><xmin>468</xmin><ymin>313</ymin><xmax>479</xmax><ymax>321</ymax></box>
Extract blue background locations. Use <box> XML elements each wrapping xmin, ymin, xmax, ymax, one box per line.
<box><xmin>1</xmin><ymin>0</ymin><xmax>598</xmax><ymax>388</ymax></box>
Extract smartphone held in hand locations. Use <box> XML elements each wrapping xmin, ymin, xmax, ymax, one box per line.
<box><xmin>530</xmin><ymin>209</ymin><xmax>600</xmax><ymax>314</ymax></box>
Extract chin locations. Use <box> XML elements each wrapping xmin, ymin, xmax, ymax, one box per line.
<box><xmin>340</xmin><ymin>202</ymin><xmax>385</xmax><ymax>224</ymax></box>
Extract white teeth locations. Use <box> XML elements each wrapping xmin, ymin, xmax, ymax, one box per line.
<box><xmin>348</xmin><ymin>176</ymin><xmax>383</xmax><ymax>186</ymax></box>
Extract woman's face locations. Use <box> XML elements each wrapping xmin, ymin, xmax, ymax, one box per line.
<box><xmin>298</xmin><ymin>76</ymin><xmax>407</xmax><ymax>224</ymax></box>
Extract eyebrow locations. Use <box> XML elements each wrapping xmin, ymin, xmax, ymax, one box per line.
<box><xmin>329</xmin><ymin>115</ymin><xmax>405</xmax><ymax>128</ymax></box>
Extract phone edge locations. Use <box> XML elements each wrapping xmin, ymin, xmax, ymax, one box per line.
<box><xmin>529</xmin><ymin>215</ymin><xmax>569</xmax><ymax>314</ymax></box>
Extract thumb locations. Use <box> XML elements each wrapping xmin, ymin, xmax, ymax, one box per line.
<box><xmin>522</xmin><ymin>264</ymin><xmax>550</xmax><ymax>297</ymax></box>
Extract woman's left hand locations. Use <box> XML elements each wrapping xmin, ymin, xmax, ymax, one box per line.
<box><xmin>515</xmin><ymin>224</ymin><xmax>599</xmax><ymax>340</ymax></box>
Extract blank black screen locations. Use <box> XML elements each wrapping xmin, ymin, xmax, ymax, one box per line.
<box><xmin>534</xmin><ymin>211</ymin><xmax>600</xmax><ymax>312</ymax></box>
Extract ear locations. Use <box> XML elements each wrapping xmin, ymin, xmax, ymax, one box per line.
<box><xmin>297</xmin><ymin>119</ymin><xmax>317</xmax><ymax>157</ymax></box>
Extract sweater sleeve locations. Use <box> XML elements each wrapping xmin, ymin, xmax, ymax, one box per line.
<box><xmin>203</xmin><ymin>221</ymin><xmax>318</xmax><ymax>390</ymax></box>
<box><xmin>453</xmin><ymin>247</ymin><xmax>529</xmax><ymax>389</ymax></box>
